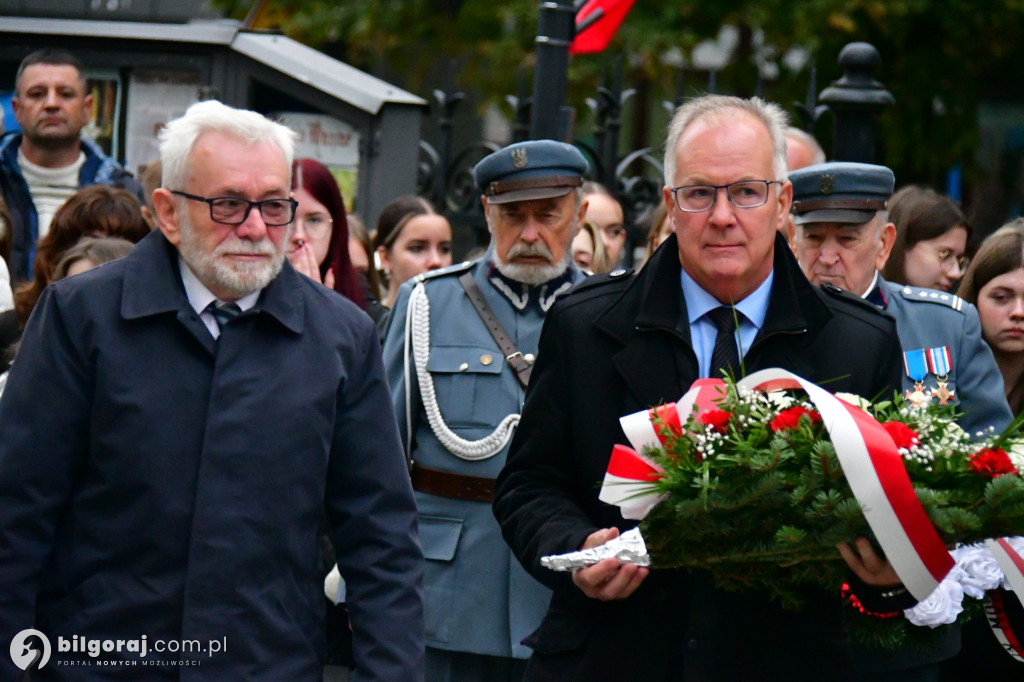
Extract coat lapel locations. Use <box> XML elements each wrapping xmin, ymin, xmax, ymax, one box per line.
<box><xmin>596</xmin><ymin>236</ymin><xmax>697</xmax><ymax>409</ymax></box>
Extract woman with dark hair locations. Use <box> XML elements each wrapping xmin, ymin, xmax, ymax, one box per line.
<box><xmin>373</xmin><ymin>195</ymin><xmax>452</xmax><ymax>309</ymax></box>
<box><xmin>881</xmin><ymin>185</ymin><xmax>971</xmax><ymax>292</ymax></box>
<box><xmin>288</xmin><ymin>158</ymin><xmax>366</xmax><ymax>308</ymax></box>
<box><xmin>958</xmin><ymin>219</ymin><xmax>1024</xmax><ymax>415</ymax></box>
<box><xmin>1</xmin><ymin>236</ymin><xmax>135</xmax><ymax>397</ymax></box>
<box><xmin>12</xmin><ymin>184</ymin><xmax>149</xmax><ymax>328</ymax></box>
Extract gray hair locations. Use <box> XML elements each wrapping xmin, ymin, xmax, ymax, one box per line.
<box><xmin>663</xmin><ymin>95</ymin><xmax>789</xmax><ymax>188</ymax></box>
<box><xmin>159</xmin><ymin>100</ymin><xmax>297</xmax><ymax>191</ymax></box>
<box><xmin>785</xmin><ymin>126</ymin><xmax>826</xmax><ymax>167</ymax></box>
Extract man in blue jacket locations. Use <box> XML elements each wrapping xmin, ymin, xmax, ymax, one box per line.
<box><xmin>0</xmin><ymin>48</ymin><xmax>144</xmax><ymax>283</ymax></box>
<box><xmin>0</xmin><ymin>99</ymin><xmax>423</xmax><ymax>681</ymax></box>
<box><xmin>788</xmin><ymin>161</ymin><xmax>1013</xmax><ymax>682</ymax></box>
<box><xmin>382</xmin><ymin>140</ymin><xmax>589</xmax><ymax>681</ymax></box>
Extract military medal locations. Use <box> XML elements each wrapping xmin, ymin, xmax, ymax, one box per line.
<box><xmin>903</xmin><ymin>349</ymin><xmax>930</xmax><ymax>404</ymax></box>
<box><xmin>934</xmin><ymin>380</ymin><xmax>955</xmax><ymax>406</ymax></box>
<box><xmin>926</xmin><ymin>346</ymin><xmax>954</xmax><ymax>405</ymax></box>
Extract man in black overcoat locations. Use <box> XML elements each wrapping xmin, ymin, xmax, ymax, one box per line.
<box><xmin>493</xmin><ymin>95</ymin><xmax>917</xmax><ymax>681</ymax></box>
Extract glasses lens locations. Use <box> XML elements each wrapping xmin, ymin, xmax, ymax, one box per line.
<box><xmin>301</xmin><ymin>213</ymin><xmax>333</xmax><ymax>236</ymax></box>
<box><xmin>259</xmin><ymin>199</ymin><xmax>294</xmax><ymax>225</ymax></box>
<box><xmin>677</xmin><ymin>186</ymin><xmax>715</xmax><ymax>211</ymax></box>
<box><xmin>728</xmin><ymin>181</ymin><xmax>769</xmax><ymax>208</ymax></box>
<box><xmin>210</xmin><ymin>198</ymin><xmax>247</xmax><ymax>224</ymax></box>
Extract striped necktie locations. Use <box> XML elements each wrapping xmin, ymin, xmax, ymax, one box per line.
<box><xmin>206</xmin><ymin>301</ymin><xmax>241</xmax><ymax>333</ymax></box>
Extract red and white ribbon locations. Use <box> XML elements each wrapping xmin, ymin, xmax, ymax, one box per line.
<box><xmin>737</xmin><ymin>368</ymin><xmax>953</xmax><ymax>602</ymax></box>
<box><xmin>985</xmin><ymin>537</ymin><xmax>1024</xmax><ymax>661</ymax></box>
<box><xmin>985</xmin><ymin>587</ymin><xmax>1024</xmax><ymax>663</ymax></box>
<box><xmin>599</xmin><ymin>367</ymin><xmax>955</xmax><ymax>601</ymax></box>
<box><xmin>599</xmin><ymin>379</ymin><xmax>726</xmax><ymax>519</ymax></box>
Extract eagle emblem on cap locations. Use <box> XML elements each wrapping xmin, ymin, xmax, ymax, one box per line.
<box><xmin>820</xmin><ymin>173</ymin><xmax>836</xmax><ymax>194</ymax></box>
<box><xmin>511</xmin><ymin>148</ymin><xmax>528</xmax><ymax>169</ymax></box>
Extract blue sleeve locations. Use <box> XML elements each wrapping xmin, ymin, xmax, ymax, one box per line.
<box><xmin>326</xmin><ymin>313</ymin><xmax>424</xmax><ymax>682</ymax></box>
<box><xmin>0</xmin><ymin>286</ymin><xmax>92</xmax><ymax>680</ymax></box>
<box><xmin>381</xmin><ymin>280</ymin><xmax>419</xmax><ymax>452</ymax></box>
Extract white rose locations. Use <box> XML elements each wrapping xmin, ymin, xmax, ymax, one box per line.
<box><xmin>905</xmin><ymin>576</ymin><xmax>965</xmax><ymax>627</ymax></box>
<box><xmin>1009</xmin><ymin>443</ymin><xmax>1024</xmax><ymax>472</ymax></box>
<box><xmin>765</xmin><ymin>390</ymin><xmax>794</xmax><ymax>410</ymax></box>
<box><xmin>835</xmin><ymin>392</ymin><xmax>871</xmax><ymax>410</ymax></box>
<box><xmin>954</xmin><ymin>543</ymin><xmax>1005</xmax><ymax>598</ymax></box>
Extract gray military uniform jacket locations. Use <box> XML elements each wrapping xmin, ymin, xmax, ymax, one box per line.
<box><xmin>382</xmin><ymin>250</ymin><xmax>586</xmax><ymax>658</ymax></box>
<box><xmin>872</xmin><ymin>276</ymin><xmax>1012</xmax><ymax>438</ymax></box>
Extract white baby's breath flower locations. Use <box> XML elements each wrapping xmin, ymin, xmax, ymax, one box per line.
<box><xmin>904</xmin><ymin>572</ymin><xmax>965</xmax><ymax>627</ymax></box>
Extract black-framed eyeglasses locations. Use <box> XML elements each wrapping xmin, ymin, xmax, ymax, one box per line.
<box><xmin>669</xmin><ymin>180</ymin><xmax>783</xmax><ymax>213</ymax></box>
<box><xmin>170</xmin><ymin>190</ymin><xmax>297</xmax><ymax>226</ymax></box>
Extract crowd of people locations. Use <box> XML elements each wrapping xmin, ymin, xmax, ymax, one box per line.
<box><xmin>1</xmin><ymin>47</ymin><xmax>1023</xmax><ymax>682</ymax></box>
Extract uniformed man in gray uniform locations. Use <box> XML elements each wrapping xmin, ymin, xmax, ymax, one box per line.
<box><xmin>382</xmin><ymin>140</ymin><xmax>591</xmax><ymax>681</ymax></box>
<box><xmin>788</xmin><ymin>161</ymin><xmax>1013</xmax><ymax>681</ymax></box>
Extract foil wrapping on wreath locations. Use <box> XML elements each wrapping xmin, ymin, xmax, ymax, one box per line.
<box><xmin>541</xmin><ymin>527</ymin><xmax>651</xmax><ymax>571</ymax></box>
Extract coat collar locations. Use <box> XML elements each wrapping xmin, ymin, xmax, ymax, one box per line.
<box><xmin>121</xmin><ymin>230</ymin><xmax>305</xmax><ymax>336</ymax></box>
<box><xmin>595</xmin><ymin>232</ymin><xmax>831</xmax><ymax>407</ymax></box>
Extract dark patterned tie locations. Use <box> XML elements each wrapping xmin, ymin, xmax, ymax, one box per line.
<box><xmin>707</xmin><ymin>306</ymin><xmax>740</xmax><ymax>378</ymax></box>
<box><xmin>206</xmin><ymin>301</ymin><xmax>241</xmax><ymax>334</ymax></box>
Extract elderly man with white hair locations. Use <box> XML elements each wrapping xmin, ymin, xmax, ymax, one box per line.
<box><xmin>0</xmin><ymin>100</ymin><xmax>423</xmax><ymax>681</ymax></box>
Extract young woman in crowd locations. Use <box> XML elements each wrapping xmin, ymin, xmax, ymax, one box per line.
<box><xmin>372</xmin><ymin>195</ymin><xmax>452</xmax><ymax>309</ymax></box>
<box><xmin>644</xmin><ymin>202</ymin><xmax>673</xmax><ymax>266</ymax></box>
<box><xmin>1</xmin><ymin>236</ymin><xmax>135</xmax><ymax>397</ymax></box>
<box><xmin>958</xmin><ymin>219</ymin><xmax>1024</xmax><ymax>415</ymax></box>
<box><xmin>12</xmin><ymin>185</ymin><xmax>150</xmax><ymax>328</ymax></box>
<box><xmin>288</xmin><ymin>159</ymin><xmax>365</xmax><ymax>304</ymax></box>
<box><xmin>881</xmin><ymin>185</ymin><xmax>971</xmax><ymax>292</ymax></box>
<box><xmin>571</xmin><ymin>221</ymin><xmax>607</xmax><ymax>273</ymax></box>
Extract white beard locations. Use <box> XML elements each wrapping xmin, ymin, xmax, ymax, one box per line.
<box><xmin>492</xmin><ymin>239</ymin><xmax>571</xmax><ymax>285</ymax></box>
<box><xmin>177</xmin><ymin>212</ymin><xmax>288</xmax><ymax>299</ymax></box>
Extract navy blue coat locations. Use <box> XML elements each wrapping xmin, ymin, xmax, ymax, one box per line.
<box><xmin>0</xmin><ymin>231</ymin><xmax>423</xmax><ymax>681</ymax></box>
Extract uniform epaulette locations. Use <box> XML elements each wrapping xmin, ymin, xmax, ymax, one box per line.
<box><xmin>891</xmin><ymin>284</ymin><xmax>966</xmax><ymax>312</ymax></box>
<box><xmin>413</xmin><ymin>260</ymin><xmax>474</xmax><ymax>284</ymax></box>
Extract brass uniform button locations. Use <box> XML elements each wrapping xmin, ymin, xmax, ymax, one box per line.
<box><xmin>480</xmin><ymin>354</ymin><xmax>494</xmax><ymax>366</ymax></box>
<box><xmin>459</xmin><ymin>362</ymin><xmax>469</xmax><ymax>371</ymax></box>
<box><xmin>524</xmin><ymin>353</ymin><xmax>536</xmax><ymax>365</ymax></box>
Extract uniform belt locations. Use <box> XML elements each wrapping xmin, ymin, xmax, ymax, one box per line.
<box><xmin>410</xmin><ymin>462</ymin><xmax>496</xmax><ymax>503</ymax></box>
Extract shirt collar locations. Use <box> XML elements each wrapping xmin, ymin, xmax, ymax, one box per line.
<box><xmin>178</xmin><ymin>257</ymin><xmax>260</xmax><ymax>315</ymax></box>
<box><xmin>680</xmin><ymin>268</ymin><xmax>774</xmax><ymax>330</ymax></box>
<box><xmin>861</xmin><ymin>271</ymin><xmax>880</xmax><ymax>299</ymax></box>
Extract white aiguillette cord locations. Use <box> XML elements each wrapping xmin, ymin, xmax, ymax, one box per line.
<box><xmin>404</xmin><ymin>281</ymin><xmax>519</xmax><ymax>462</ymax></box>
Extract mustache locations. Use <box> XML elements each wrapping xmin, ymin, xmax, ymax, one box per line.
<box><xmin>216</xmin><ymin>235</ymin><xmax>278</xmax><ymax>256</ymax></box>
<box><xmin>506</xmin><ymin>241</ymin><xmax>554</xmax><ymax>260</ymax></box>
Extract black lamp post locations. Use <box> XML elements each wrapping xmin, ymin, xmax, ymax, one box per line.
<box><xmin>530</xmin><ymin>0</ymin><xmax>577</xmax><ymax>140</ymax></box>
<box><xmin>819</xmin><ymin>42</ymin><xmax>894</xmax><ymax>163</ymax></box>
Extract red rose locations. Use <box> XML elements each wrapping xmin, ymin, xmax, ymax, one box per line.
<box><xmin>882</xmin><ymin>422</ymin><xmax>921</xmax><ymax>450</ymax></box>
<box><xmin>968</xmin><ymin>448</ymin><xmax>1018</xmax><ymax>478</ymax></box>
<box><xmin>770</xmin><ymin>406</ymin><xmax>821</xmax><ymax>432</ymax></box>
<box><xmin>699</xmin><ymin>409</ymin><xmax>731</xmax><ymax>434</ymax></box>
